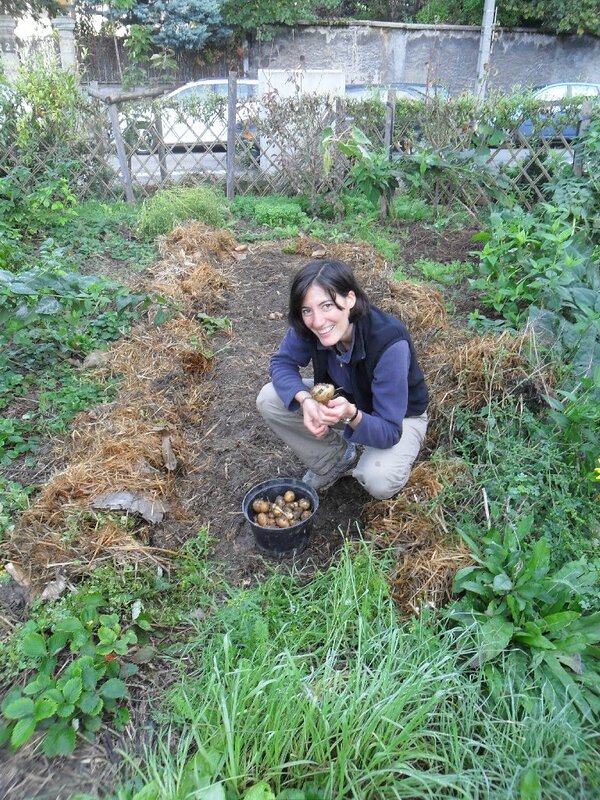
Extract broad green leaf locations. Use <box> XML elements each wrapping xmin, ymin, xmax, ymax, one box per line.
<box><xmin>519</xmin><ymin>767</ymin><xmax>541</xmax><ymax>800</ymax></box>
<box><xmin>78</xmin><ymin>692</ymin><xmax>103</xmax><ymax>716</ymax></box>
<box><xmin>84</xmin><ymin>715</ymin><xmax>102</xmax><ymax>733</ymax></box>
<box><xmin>492</xmin><ymin>573</ymin><xmax>513</xmax><ymax>593</ymax></box>
<box><xmin>196</xmin><ymin>786</ymin><xmax>226</xmax><ymax>800</ymax></box>
<box><xmin>243</xmin><ymin>782</ymin><xmax>276</xmax><ymax>800</ymax></box>
<box><xmin>22</xmin><ymin>632</ymin><xmax>48</xmax><ymax>658</ymax></box>
<box><xmin>33</xmin><ymin>697</ymin><xmax>58</xmax><ymax>722</ymax></box>
<box><xmin>543</xmin><ymin>611</ymin><xmax>580</xmax><ymax>633</ymax></box>
<box><xmin>542</xmin><ymin>653</ymin><xmax>591</xmax><ymax>719</ymax></box>
<box><xmin>53</xmin><ymin>616</ymin><xmax>84</xmax><ymax>634</ymax></box>
<box><xmin>180</xmin><ymin>749</ymin><xmax>222</xmax><ymax>795</ymax></box>
<box><xmin>3</xmin><ymin>696</ymin><xmax>34</xmax><ymax>720</ymax></box>
<box><xmin>43</xmin><ymin>722</ymin><xmax>77</xmax><ymax>757</ymax></box>
<box><xmin>23</xmin><ymin>673</ymin><xmax>50</xmax><ymax>695</ymax></box>
<box><xmin>48</xmin><ymin>631</ymin><xmax>70</xmax><ymax>655</ymax></box>
<box><xmin>131</xmin><ymin>781</ymin><xmax>160</xmax><ymax>800</ymax></box>
<box><xmin>10</xmin><ymin>717</ymin><xmax>37</xmax><ymax>748</ymax></box>
<box><xmin>478</xmin><ymin>617</ymin><xmax>514</xmax><ymax>664</ymax></box>
<box><xmin>81</xmin><ymin>661</ymin><xmax>100</xmax><ymax>691</ymax></box>
<box><xmin>569</xmin><ymin>612</ymin><xmax>600</xmax><ymax>642</ymax></box>
<box><xmin>57</xmin><ymin>703</ymin><xmax>76</xmax><ymax>718</ymax></box>
<box><xmin>98</xmin><ymin>626</ymin><xmax>118</xmax><ymax>645</ymax></box>
<box><xmin>514</xmin><ymin>632</ymin><xmax>556</xmax><ymax>650</ymax></box>
<box><xmin>100</xmin><ymin>678</ymin><xmax>128</xmax><ymax>700</ymax></box>
<box><xmin>61</xmin><ymin>676</ymin><xmax>83</xmax><ymax>705</ymax></box>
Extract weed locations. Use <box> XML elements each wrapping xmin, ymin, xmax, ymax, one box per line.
<box><xmin>449</xmin><ymin>515</ymin><xmax>600</xmax><ymax>720</ymax></box>
<box><xmin>47</xmin><ymin>200</ymin><xmax>157</xmax><ymax>273</ymax></box>
<box><xmin>137</xmin><ymin>187</ymin><xmax>228</xmax><ymax>238</ymax></box>
<box><xmin>123</xmin><ymin>543</ymin><xmax>600</xmax><ymax>798</ymax></box>
<box><xmin>391</xmin><ymin>195</ymin><xmax>434</xmax><ymax>222</ymax></box>
<box><xmin>0</xmin><ymin>594</ymin><xmax>149</xmax><ymax>756</ymax></box>
<box><xmin>414</xmin><ymin>258</ymin><xmax>475</xmax><ymax>285</ymax></box>
<box><xmin>451</xmin><ymin>400</ymin><xmax>600</xmax><ymax>563</ymax></box>
<box><xmin>196</xmin><ymin>312</ymin><xmax>232</xmax><ymax>336</ymax></box>
<box><xmin>0</xmin><ymin>478</ymin><xmax>32</xmax><ymax>541</ymax></box>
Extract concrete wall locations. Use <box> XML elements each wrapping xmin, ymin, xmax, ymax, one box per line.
<box><xmin>250</xmin><ymin>22</ymin><xmax>600</xmax><ymax>94</ymax></box>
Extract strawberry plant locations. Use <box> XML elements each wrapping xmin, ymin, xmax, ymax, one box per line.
<box><xmin>0</xmin><ymin>593</ymin><xmax>151</xmax><ymax>757</ymax></box>
<box><xmin>448</xmin><ymin>516</ymin><xmax>600</xmax><ymax>720</ymax></box>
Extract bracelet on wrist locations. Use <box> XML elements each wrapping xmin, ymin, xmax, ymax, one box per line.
<box><xmin>342</xmin><ymin>406</ymin><xmax>359</xmax><ymax>425</ymax></box>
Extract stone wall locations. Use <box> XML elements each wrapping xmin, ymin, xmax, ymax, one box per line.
<box><xmin>250</xmin><ymin>22</ymin><xmax>600</xmax><ymax>94</ymax></box>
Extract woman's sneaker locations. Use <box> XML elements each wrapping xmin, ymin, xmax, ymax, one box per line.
<box><xmin>302</xmin><ymin>443</ymin><xmax>358</xmax><ymax>492</ymax></box>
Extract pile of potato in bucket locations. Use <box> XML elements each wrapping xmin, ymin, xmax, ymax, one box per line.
<box><xmin>251</xmin><ymin>490</ymin><xmax>313</xmax><ymax>529</ymax></box>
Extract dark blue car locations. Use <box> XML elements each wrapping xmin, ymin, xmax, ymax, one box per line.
<box><xmin>518</xmin><ymin>82</ymin><xmax>600</xmax><ymax>143</ymax></box>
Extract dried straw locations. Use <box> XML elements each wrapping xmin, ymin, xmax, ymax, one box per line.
<box><xmin>391</xmin><ymin>538</ymin><xmax>473</xmax><ymax>616</ymax></box>
<box><xmin>5</xmin><ymin>225</ymin><xmax>235</xmax><ymax>589</ymax></box>
<box><xmin>382</xmin><ymin>280</ymin><xmax>449</xmax><ymax>331</ymax></box>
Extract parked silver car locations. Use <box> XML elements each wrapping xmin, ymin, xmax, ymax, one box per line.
<box><xmin>119</xmin><ymin>78</ymin><xmax>259</xmax><ymax>152</ymax></box>
<box><xmin>159</xmin><ymin>79</ymin><xmax>259</xmax><ymax>148</ymax></box>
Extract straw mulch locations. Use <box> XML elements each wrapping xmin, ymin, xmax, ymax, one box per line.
<box><xmin>364</xmin><ymin>460</ymin><xmax>473</xmax><ymax>616</ymax></box>
<box><xmin>5</xmin><ymin>225</ymin><xmax>234</xmax><ymax>593</ymax></box>
<box><xmin>146</xmin><ymin>220</ymin><xmax>236</xmax><ymax>311</ymax></box>
<box><xmin>381</xmin><ymin>280</ymin><xmax>553</xmax><ymax>445</ymax></box>
<box><xmin>382</xmin><ymin>280</ymin><xmax>449</xmax><ymax>331</ymax></box>
<box><xmin>293</xmin><ymin>237</ymin><xmax>391</xmax><ymax>305</ymax></box>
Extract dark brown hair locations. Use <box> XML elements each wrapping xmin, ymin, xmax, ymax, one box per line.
<box><xmin>288</xmin><ymin>259</ymin><xmax>370</xmax><ymax>337</ymax></box>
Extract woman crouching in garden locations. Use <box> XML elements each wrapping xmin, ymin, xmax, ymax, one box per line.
<box><xmin>256</xmin><ymin>259</ymin><xmax>429</xmax><ymax>499</ymax></box>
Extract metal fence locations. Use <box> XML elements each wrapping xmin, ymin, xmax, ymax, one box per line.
<box><xmin>1</xmin><ymin>75</ymin><xmax>595</xmax><ymax>212</ymax></box>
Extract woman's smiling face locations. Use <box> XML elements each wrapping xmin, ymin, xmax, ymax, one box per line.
<box><xmin>301</xmin><ymin>282</ymin><xmax>356</xmax><ymax>347</ymax></box>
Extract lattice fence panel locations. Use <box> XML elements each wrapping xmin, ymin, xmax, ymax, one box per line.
<box><xmin>1</xmin><ymin>85</ymin><xmax>595</xmax><ymax>211</ymax></box>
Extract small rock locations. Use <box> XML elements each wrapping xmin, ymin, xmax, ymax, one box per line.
<box><xmin>267</xmin><ymin>311</ymin><xmax>284</xmax><ymax>321</ymax></box>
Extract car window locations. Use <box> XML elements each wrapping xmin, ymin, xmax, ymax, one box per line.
<box><xmin>568</xmin><ymin>85</ymin><xmax>600</xmax><ymax>98</ymax></box>
<box><xmin>172</xmin><ymin>85</ymin><xmax>209</xmax><ymax>101</ymax></box>
<box><xmin>534</xmin><ymin>85</ymin><xmax>568</xmax><ymax>102</ymax></box>
<box><xmin>238</xmin><ymin>83</ymin><xmax>257</xmax><ymax>99</ymax></box>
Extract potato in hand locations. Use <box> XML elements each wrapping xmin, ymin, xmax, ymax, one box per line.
<box><xmin>310</xmin><ymin>383</ymin><xmax>336</xmax><ymax>403</ymax></box>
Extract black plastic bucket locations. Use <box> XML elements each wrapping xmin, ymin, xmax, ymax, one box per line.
<box><xmin>242</xmin><ymin>477</ymin><xmax>319</xmax><ymax>558</ymax></box>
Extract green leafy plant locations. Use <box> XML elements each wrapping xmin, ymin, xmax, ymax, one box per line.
<box><xmin>0</xmin><ymin>478</ymin><xmax>32</xmax><ymax>541</ymax></box>
<box><xmin>472</xmin><ymin>204</ymin><xmax>593</xmax><ymax>325</ymax></box>
<box><xmin>414</xmin><ymin>257</ymin><xmax>475</xmax><ymax>285</ymax></box>
<box><xmin>322</xmin><ymin>126</ymin><xmax>398</xmax><ymax>217</ymax></box>
<box><xmin>544</xmin><ymin>368</ymin><xmax>600</xmax><ymax>475</ymax></box>
<box><xmin>0</xmin><ymin>593</ymin><xmax>150</xmax><ymax>756</ymax></box>
<box><xmin>448</xmin><ymin>516</ymin><xmax>600</xmax><ymax>720</ymax></box>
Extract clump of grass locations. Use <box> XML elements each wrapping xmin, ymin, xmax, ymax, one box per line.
<box><xmin>134</xmin><ymin>542</ymin><xmax>599</xmax><ymax>799</ymax></box>
<box><xmin>137</xmin><ymin>187</ymin><xmax>228</xmax><ymax>238</ymax></box>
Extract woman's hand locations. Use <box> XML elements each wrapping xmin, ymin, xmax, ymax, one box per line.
<box><xmin>300</xmin><ymin>397</ymin><xmax>330</xmax><ymax>438</ymax></box>
<box><xmin>320</xmin><ymin>397</ymin><xmax>351</xmax><ymax>426</ymax></box>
